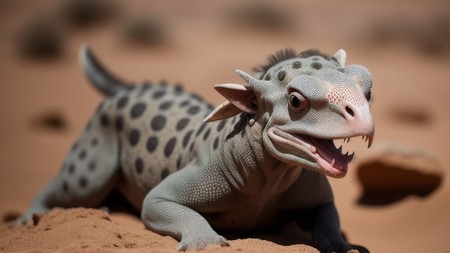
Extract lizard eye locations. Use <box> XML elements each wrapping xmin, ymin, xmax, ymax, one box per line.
<box><xmin>288</xmin><ymin>90</ymin><xmax>309</xmax><ymax>112</ymax></box>
<box><xmin>365</xmin><ymin>90</ymin><xmax>372</xmax><ymax>101</ymax></box>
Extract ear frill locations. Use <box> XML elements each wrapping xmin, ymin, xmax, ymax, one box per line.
<box><xmin>204</xmin><ymin>70</ymin><xmax>259</xmax><ymax>122</ymax></box>
<box><xmin>204</xmin><ymin>101</ymin><xmax>241</xmax><ymax>122</ymax></box>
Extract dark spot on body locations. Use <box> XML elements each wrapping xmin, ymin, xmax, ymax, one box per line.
<box><xmin>115</xmin><ymin>116</ymin><xmax>124</xmax><ymax>132</ymax></box>
<box><xmin>264</xmin><ymin>74</ymin><xmax>271</xmax><ymax>81</ymax></box>
<box><xmin>71</xmin><ymin>142</ymin><xmax>79</xmax><ymax>151</ymax></box>
<box><xmin>86</xmin><ymin>120</ymin><xmax>93</xmax><ymax>131</ymax></box>
<box><xmin>90</xmin><ymin>138</ymin><xmax>98</xmax><ymax>147</ymax></box>
<box><xmin>292</xmin><ymin>61</ymin><xmax>302</xmax><ymax>69</ymax></box>
<box><xmin>278</xmin><ymin>71</ymin><xmax>286</xmax><ymax>81</ymax></box>
<box><xmin>100</xmin><ymin>114</ymin><xmax>109</xmax><ymax>127</ymax></box>
<box><xmin>79</xmin><ymin>177</ymin><xmax>88</xmax><ymax>188</ymax></box>
<box><xmin>151</xmin><ymin>115</ymin><xmax>167</xmax><ymax>131</ymax></box>
<box><xmin>217</xmin><ymin>120</ymin><xmax>226</xmax><ymax>132</ymax></box>
<box><xmin>79</xmin><ymin>150</ymin><xmax>87</xmax><ymax>160</ymax></box>
<box><xmin>146</xmin><ymin>136</ymin><xmax>158</xmax><ymax>153</ymax></box>
<box><xmin>203</xmin><ymin>128</ymin><xmax>211</xmax><ymax>141</ymax></box>
<box><xmin>312</xmin><ymin>57</ymin><xmax>320</xmax><ymax>61</ymax></box>
<box><xmin>117</xmin><ymin>96</ymin><xmax>129</xmax><ymax>109</ymax></box>
<box><xmin>174</xmin><ymin>84</ymin><xmax>183</xmax><ymax>93</ymax></box>
<box><xmin>161</xmin><ymin>168</ymin><xmax>170</xmax><ymax>180</ymax></box>
<box><xmin>68</xmin><ymin>164</ymin><xmax>75</xmax><ymax>174</ymax></box>
<box><xmin>153</xmin><ymin>90</ymin><xmax>166</xmax><ymax>99</ymax></box>
<box><xmin>213</xmin><ymin>137</ymin><xmax>219</xmax><ymax>150</ymax></box>
<box><xmin>176</xmin><ymin>118</ymin><xmax>190</xmax><ymax>131</ymax></box>
<box><xmin>95</xmin><ymin>102</ymin><xmax>105</xmax><ymax>113</ymax></box>
<box><xmin>62</xmin><ymin>181</ymin><xmax>69</xmax><ymax>193</ymax></box>
<box><xmin>189</xmin><ymin>142</ymin><xmax>195</xmax><ymax>152</ymax></box>
<box><xmin>176</xmin><ymin>156</ymin><xmax>182</xmax><ymax>170</ymax></box>
<box><xmin>187</xmin><ymin>106</ymin><xmax>200</xmax><ymax>115</ymax></box>
<box><xmin>130</xmin><ymin>103</ymin><xmax>147</xmax><ymax>119</ymax></box>
<box><xmin>311</xmin><ymin>62</ymin><xmax>322</xmax><ymax>70</ymax></box>
<box><xmin>196</xmin><ymin>123</ymin><xmax>207</xmax><ymax>136</ymax></box>
<box><xmin>88</xmin><ymin>161</ymin><xmax>96</xmax><ymax>172</ymax></box>
<box><xmin>179</xmin><ymin>100</ymin><xmax>190</xmax><ymax>107</ymax></box>
<box><xmin>164</xmin><ymin>137</ymin><xmax>177</xmax><ymax>157</ymax></box>
<box><xmin>135</xmin><ymin>158</ymin><xmax>143</xmax><ymax>174</ymax></box>
<box><xmin>338</xmin><ymin>68</ymin><xmax>345</xmax><ymax>73</ymax></box>
<box><xmin>138</xmin><ymin>85</ymin><xmax>151</xmax><ymax>96</ymax></box>
<box><xmin>159</xmin><ymin>101</ymin><xmax>173</xmax><ymax>110</ymax></box>
<box><xmin>190</xmin><ymin>93</ymin><xmax>203</xmax><ymax>102</ymax></box>
<box><xmin>129</xmin><ymin>129</ymin><xmax>140</xmax><ymax>146</ymax></box>
<box><xmin>183</xmin><ymin>130</ymin><xmax>193</xmax><ymax>148</ymax></box>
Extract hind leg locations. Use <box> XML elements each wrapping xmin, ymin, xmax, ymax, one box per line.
<box><xmin>19</xmin><ymin>103</ymin><xmax>121</xmax><ymax>223</ymax></box>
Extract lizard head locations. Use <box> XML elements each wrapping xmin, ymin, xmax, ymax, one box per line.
<box><xmin>205</xmin><ymin>49</ymin><xmax>374</xmax><ymax>178</ymax></box>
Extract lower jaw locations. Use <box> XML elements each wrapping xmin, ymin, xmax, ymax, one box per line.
<box><xmin>315</xmin><ymin>157</ymin><xmax>348</xmax><ymax>178</ymax></box>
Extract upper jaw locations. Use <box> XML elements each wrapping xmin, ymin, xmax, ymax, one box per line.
<box><xmin>267</xmin><ymin>126</ymin><xmax>374</xmax><ymax>178</ymax></box>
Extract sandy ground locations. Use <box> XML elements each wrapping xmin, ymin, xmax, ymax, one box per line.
<box><xmin>1</xmin><ymin>0</ymin><xmax>450</xmax><ymax>252</ymax></box>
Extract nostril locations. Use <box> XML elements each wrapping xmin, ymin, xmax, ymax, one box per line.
<box><xmin>345</xmin><ymin>106</ymin><xmax>354</xmax><ymax>117</ymax></box>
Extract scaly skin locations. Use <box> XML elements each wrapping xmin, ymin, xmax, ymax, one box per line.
<box><xmin>19</xmin><ymin>46</ymin><xmax>374</xmax><ymax>253</ymax></box>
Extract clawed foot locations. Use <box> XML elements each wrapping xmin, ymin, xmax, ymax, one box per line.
<box><xmin>312</xmin><ymin>235</ymin><xmax>369</xmax><ymax>253</ymax></box>
<box><xmin>176</xmin><ymin>231</ymin><xmax>229</xmax><ymax>251</ymax></box>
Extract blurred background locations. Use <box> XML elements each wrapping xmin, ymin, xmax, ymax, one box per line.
<box><xmin>0</xmin><ymin>0</ymin><xmax>449</xmax><ymax>252</ymax></box>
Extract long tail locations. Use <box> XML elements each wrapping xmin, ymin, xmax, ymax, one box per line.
<box><xmin>79</xmin><ymin>45</ymin><xmax>132</xmax><ymax>96</ymax></box>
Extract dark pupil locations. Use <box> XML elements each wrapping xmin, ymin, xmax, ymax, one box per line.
<box><xmin>290</xmin><ymin>95</ymin><xmax>301</xmax><ymax>108</ymax></box>
<box><xmin>365</xmin><ymin>91</ymin><xmax>372</xmax><ymax>101</ymax></box>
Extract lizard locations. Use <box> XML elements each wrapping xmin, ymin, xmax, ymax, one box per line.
<box><xmin>18</xmin><ymin>46</ymin><xmax>374</xmax><ymax>253</ymax></box>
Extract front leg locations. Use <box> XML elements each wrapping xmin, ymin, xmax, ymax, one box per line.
<box><xmin>141</xmin><ymin>164</ymin><xmax>230</xmax><ymax>251</ymax></box>
<box><xmin>310</xmin><ymin>202</ymin><xmax>357</xmax><ymax>253</ymax></box>
<box><xmin>142</xmin><ymin>196</ymin><xmax>228</xmax><ymax>250</ymax></box>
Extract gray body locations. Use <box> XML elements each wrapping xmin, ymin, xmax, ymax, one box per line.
<box><xmin>20</xmin><ymin>47</ymin><xmax>374</xmax><ymax>253</ymax></box>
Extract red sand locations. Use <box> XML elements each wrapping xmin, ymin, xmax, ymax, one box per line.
<box><xmin>1</xmin><ymin>0</ymin><xmax>449</xmax><ymax>252</ymax></box>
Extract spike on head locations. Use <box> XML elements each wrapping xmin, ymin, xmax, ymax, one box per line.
<box><xmin>204</xmin><ymin>70</ymin><xmax>259</xmax><ymax>123</ymax></box>
<box><xmin>333</xmin><ymin>49</ymin><xmax>347</xmax><ymax>67</ymax></box>
<box><xmin>235</xmin><ymin>69</ymin><xmax>255</xmax><ymax>86</ymax></box>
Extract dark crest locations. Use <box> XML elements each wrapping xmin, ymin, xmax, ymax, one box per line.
<box><xmin>253</xmin><ymin>48</ymin><xmax>298</xmax><ymax>75</ymax></box>
<box><xmin>253</xmin><ymin>48</ymin><xmax>332</xmax><ymax>78</ymax></box>
<box><xmin>298</xmin><ymin>49</ymin><xmax>331</xmax><ymax>60</ymax></box>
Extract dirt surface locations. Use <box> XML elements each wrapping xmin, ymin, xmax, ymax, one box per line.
<box><xmin>1</xmin><ymin>0</ymin><xmax>450</xmax><ymax>252</ymax></box>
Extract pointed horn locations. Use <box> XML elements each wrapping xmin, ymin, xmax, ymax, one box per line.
<box><xmin>333</xmin><ymin>49</ymin><xmax>347</xmax><ymax>67</ymax></box>
<box><xmin>235</xmin><ymin>69</ymin><xmax>257</xmax><ymax>86</ymax></box>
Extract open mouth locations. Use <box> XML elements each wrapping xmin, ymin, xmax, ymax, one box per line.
<box><xmin>268</xmin><ymin>127</ymin><xmax>373</xmax><ymax>176</ymax></box>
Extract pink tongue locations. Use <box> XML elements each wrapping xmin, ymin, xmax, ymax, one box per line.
<box><xmin>305</xmin><ymin>137</ymin><xmax>348</xmax><ymax>171</ymax></box>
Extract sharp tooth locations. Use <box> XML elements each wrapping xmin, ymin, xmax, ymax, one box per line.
<box><xmin>347</xmin><ymin>152</ymin><xmax>355</xmax><ymax>162</ymax></box>
<box><xmin>338</xmin><ymin>146</ymin><xmax>343</xmax><ymax>153</ymax></box>
<box><xmin>368</xmin><ymin>135</ymin><xmax>373</xmax><ymax>148</ymax></box>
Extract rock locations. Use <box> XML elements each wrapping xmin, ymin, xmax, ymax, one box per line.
<box><xmin>30</xmin><ymin>110</ymin><xmax>68</xmax><ymax>132</ymax></box>
<box><xmin>389</xmin><ymin>105</ymin><xmax>432</xmax><ymax>126</ymax></box>
<box><xmin>356</xmin><ymin>143</ymin><xmax>444</xmax><ymax>206</ymax></box>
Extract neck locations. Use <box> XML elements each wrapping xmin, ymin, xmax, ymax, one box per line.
<box><xmin>216</xmin><ymin>114</ymin><xmax>301</xmax><ymax>194</ymax></box>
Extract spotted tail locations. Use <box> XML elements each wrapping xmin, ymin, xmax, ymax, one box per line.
<box><xmin>80</xmin><ymin>45</ymin><xmax>132</xmax><ymax>97</ymax></box>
